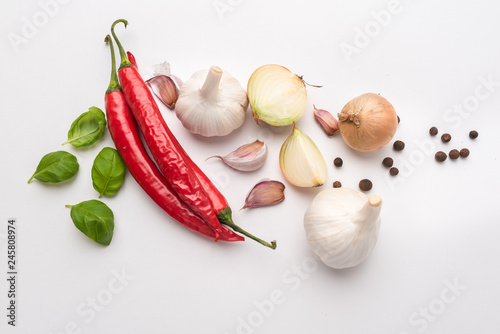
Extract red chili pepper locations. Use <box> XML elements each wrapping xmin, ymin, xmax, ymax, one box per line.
<box><xmin>103</xmin><ymin>35</ymin><xmax>243</xmax><ymax>242</ymax></box>
<box><xmin>112</xmin><ymin>20</ymin><xmax>276</xmax><ymax>249</ymax></box>
<box><xmin>111</xmin><ymin>22</ymin><xmax>223</xmax><ymax>241</ymax></box>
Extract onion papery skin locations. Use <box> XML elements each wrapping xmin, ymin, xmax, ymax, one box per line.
<box><xmin>247</xmin><ymin>64</ymin><xmax>307</xmax><ymax>126</ymax></box>
<box><xmin>338</xmin><ymin>93</ymin><xmax>398</xmax><ymax>152</ymax></box>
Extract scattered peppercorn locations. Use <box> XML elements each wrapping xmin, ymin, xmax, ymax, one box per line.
<box><xmin>333</xmin><ymin>157</ymin><xmax>343</xmax><ymax>167</ymax></box>
<box><xmin>469</xmin><ymin>130</ymin><xmax>478</xmax><ymax>139</ymax></box>
<box><xmin>460</xmin><ymin>148</ymin><xmax>470</xmax><ymax>158</ymax></box>
<box><xmin>435</xmin><ymin>151</ymin><xmax>447</xmax><ymax>162</ymax></box>
<box><xmin>333</xmin><ymin>181</ymin><xmax>342</xmax><ymax>188</ymax></box>
<box><xmin>449</xmin><ymin>149</ymin><xmax>460</xmax><ymax>160</ymax></box>
<box><xmin>359</xmin><ymin>179</ymin><xmax>373</xmax><ymax>191</ymax></box>
<box><xmin>393</xmin><ymin>140</ymin><xmax>405</xmax><ymax>151</ymax></box>
<box><xmin>397</xmin><ymin>115</ymin><xmax>400</xmax><ymax>124</ymax></box>
<box><xmin>389</xmin><ymin>167</ymin><xmax>399</xmax><ymax>176</ymax></box>
<box><xmin>441</xmin><ymin>133</ymin><xmax>451</xmax><ymax>143</ymax></box>
<box><xmin>382</xmin><ymin>157</ymin><xmax>394</xmax><ymax>167</ymax></box>
<box><xmin>429</xmin><ymin>126</ymin><xmax>438</xmax><ymax>136</ymax></box>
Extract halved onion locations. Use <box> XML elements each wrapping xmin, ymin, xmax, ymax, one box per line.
<box><xmin>279</xmin><ymin>123</ymin><xmax>327</xmax><ymax>187</ymax></box>
<box><xmin>247</xmin><ymin>64</ymin><xmax>307</xmax><ymax>126</ymax></box>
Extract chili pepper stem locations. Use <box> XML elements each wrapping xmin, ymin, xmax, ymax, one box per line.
<box><xmin>104</xmin><ymin>35</ymin><xmax>121</xmax><ymax>94</ymax></box>
<box><xmin>217</xmin><ymin>208</ymin><xmax>277</xmax><ymax>250</ymax></box>
<box><xmin>110</xmin><ymin>19</ymin><xmax>133</xmax><ymax>69</ymax></box>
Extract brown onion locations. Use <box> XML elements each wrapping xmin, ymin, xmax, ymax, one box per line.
<box><xmin>337</xmin><ymin>93</ymin><xmax>398</xmax><ymax>152</ymax></box>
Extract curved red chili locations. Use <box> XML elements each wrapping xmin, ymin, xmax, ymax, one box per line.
<box><xmin>112</xmin><ymin>20</ymin><xmax>276</xmax><ymax>249</ymax></box>
<box><xmin>111</xmin><ymin>21</ymin><xmax>223</xmax><ymax>241</ymax></box>
<box><xmin>104</xmin><ymin>35</ymin><xmax>243</xmax><ymax>242</ymax></box>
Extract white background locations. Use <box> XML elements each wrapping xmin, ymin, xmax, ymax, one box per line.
<box><xmin>1</xmin><ymin>0</ymin><xmax>500</xmax><ymax>333</ymax></box>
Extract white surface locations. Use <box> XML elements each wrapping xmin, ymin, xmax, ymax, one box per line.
<box><xmin>1</xmin><ymin>0</ymin><xmax>500</xmax><ymax>333</ymax></box>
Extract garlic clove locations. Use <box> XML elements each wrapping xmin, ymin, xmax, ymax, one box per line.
<box><xmin>313</xmin><ymin>105</ymin><xmax>339</xmax><ymax>136</ymax></box>
<box><xmin>241</xmin><ymin>179</ymin><xmax>285</xmax><ymax>210</ymax></box>
<box><xmin>146</xmin><ymin>75</ymin><xmax>179</xmax><ymax>109</ymax></box>
<box><xmin>279</xmin><ymin>123</ymin><xmax>327</xmax><ymax>187</ymax></box>
<box><xmin>207</xmin><ymin>140</ymin><xmax>267</xmax><ymax>172</ymax></box>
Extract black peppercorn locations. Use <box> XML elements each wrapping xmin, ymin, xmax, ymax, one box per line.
<box><xmin>397</xmin><ymin>115</ymin><xmax>400</xmax><ymax>124</ymax></box>
<box><xmin>441</xmin><ymin>133</ymin><xmax>451</xmax><ymax>143</ymax></box>
<box><xmin>333</xmin><ymin>157</ymin><xmax>343</xmax><ymax>167</ymax></box>
<box><xmin>359</xmin><ymin>179</ymin><xmax>372</xmax><ymax>191</ymax></box>
<box><xmin>382</xmin><ymin>157</ymin><xmax>393</xmax><ymax>168</ymax></box>
<box><xmin>449</xmin><ymin>149</ymin><xmax>460</xmax><ymax>160</ymax></box>
<box><xmin>429</xmin><ymin>126</ymin><xmax>438</xmax><ymax>136</ymax></box>
<box><xmin>389</xmin><ymin>167</ymin><xmax>399</xmax><ymax>176</ymax></box>
<box><xmin>435</xmin><ymin>151</ymin><xmax>447</xmax><ymax>162</ymax></box>
<box><xmin>469</xmin><ymin>130</ymin><xmax>478</xmax><ymax>139</ymax></box>
<box><xmin>460</xmin><ymin>148</ymin><xmax>470</xmax><ymax>158</ymax></box>
<box><xmin>333</xmin><ymin>181</ymin><xmax>342</xmax><ymax>188</ymax></box>
<box><xmin>393</xmin><ymin>140</ymin><xmax>405</xmax><ymax>151</ymax></box>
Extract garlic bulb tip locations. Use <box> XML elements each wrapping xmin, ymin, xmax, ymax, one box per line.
<box><xmin>369</xmin><ymin>195</ymin><xmax>382</xmax><ymax>207</ymax></box>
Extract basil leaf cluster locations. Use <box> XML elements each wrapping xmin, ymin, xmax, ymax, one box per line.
<box><xmin>29</xmin><ymin>106</ymin><xmax>128</xmax><ymax>247</ymax></box>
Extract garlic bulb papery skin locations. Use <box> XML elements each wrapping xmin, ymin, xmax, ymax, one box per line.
<box><xmin>175</xmin><ymin>66</ymin><xmax>248</xmax><ymax>137</ymax></box>
<box><xmin>247</xmin><ymin>64</ymin><xmax>307</xmax><ymax>126</ymax></box>
<box><xmin>279</xmin><ymin>123</ymin><xmax>327</xmax><ymax>187</ymax></box>
<box><xmin>304</xmin><ymin>188</ymin><xmax>382</xmax><ymax>269</ymax></box>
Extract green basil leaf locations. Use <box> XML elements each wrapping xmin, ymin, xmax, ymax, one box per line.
<box><xmin>92</xmin><ymin>147</ymin><xmax>126</xmax><ymax>198</ymax></box>
<box><xmin>28</xmin><ymin>151</ymin><xmax>79</xmax><ymax>183</ymax></box>
<box><xmin>66</xmin><ymin>200</ymin><xmax>114</xmax><ymax>246</ymax></box>
<box><xmin>63</xmin><ymin>106</ymin><xmax>106</xmax><ymax>147</ymax></box>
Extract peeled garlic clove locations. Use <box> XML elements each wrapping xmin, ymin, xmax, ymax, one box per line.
<box><xmin>279</xmin><ymin>123</ymin><xmax>327</xmax><ymax>187</ymax></box>
<box><xmin>304</xmin><ymin>187</ymin><xmax>382</xmax><ymax>269</ymax></box>
<box><xmin>247</xmin><ymin>64</ymin><xmax>307</xmax><ymax>126</ymax></box>
<box><xmin>241</xmin><ymin>180</ymin><xmax>285</xmax><ymax>210</ymax></box>
<box><xmin>313</xmin><ymin>105</ymin><xmax>339</xmax><ymax>136</ymax></box>
<box><xmin>208</xmin><ymin>140</ymin><xmax>267</xmax><ymax>172</ymax></box>
<box><xmin>146</xmin><ymin>75</ymin><xmax>179</xmax><ymax>109</ymax></box>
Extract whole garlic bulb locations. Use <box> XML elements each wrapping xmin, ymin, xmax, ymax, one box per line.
<box><xmin>175</xmin><ymin>66</ymin><xmax>248</xmax><ymax>137</ymax></box>
<box><xmin>303</xmin><ymin>187</ymin><xmax>382</xmax><ymax>269</ymax></box>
